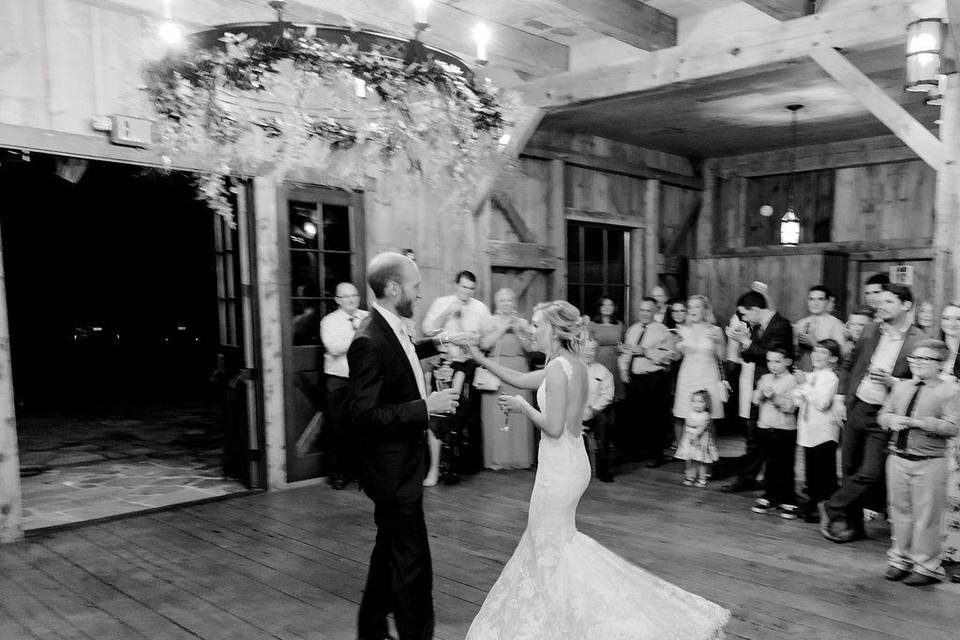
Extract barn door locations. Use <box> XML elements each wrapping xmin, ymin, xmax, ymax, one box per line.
<box><xmin>280</xmin><ymin>186</ymin><xmax>364</xmax><ymax>483</ymax></box>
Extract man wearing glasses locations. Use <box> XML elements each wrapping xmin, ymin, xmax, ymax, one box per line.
<box><xmin>320</xmin><ymin>282</ymin><xmax>369</xmax><ymax>489</ymax></box>
<box><xmin>820</xmin><ymin>283</ymin><xmax>925</xmax><ymax>543</ymax></box>
<box><xmin>878</xmin><ymin>340</ymin><xmax>960</xmax><ymax>585</ymax></box>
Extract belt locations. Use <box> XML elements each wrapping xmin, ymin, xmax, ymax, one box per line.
<box><xmin>890</xmin><ymin>450</ymin><xmax>939</xmax><ymax>462</ymax></box>
<box><xmin>632</xmin><ymin>369</ymin><xmax>666</xmax><ymax>377</ymax></box>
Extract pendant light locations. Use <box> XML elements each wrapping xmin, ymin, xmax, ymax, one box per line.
<box><xmin>780</xmin><ymin>104</ymin><xmax>802</xmax><ymax>247</ymax></box>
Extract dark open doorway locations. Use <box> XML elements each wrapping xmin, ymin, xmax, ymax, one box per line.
<box><xmin>0</xmin><ymin>151</ymin><xmax>252</xmax><ymax>530</ymax></box>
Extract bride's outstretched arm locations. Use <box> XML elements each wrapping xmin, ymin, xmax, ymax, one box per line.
<box><xmin>500</xmin><ymin>361</ymin><xmax>566</xmax><ymax>438</ymax></box>
<box><xmin>467</xmin><ymin>344</ymin><xmax>545</xmax><ymax>390</ymax></box>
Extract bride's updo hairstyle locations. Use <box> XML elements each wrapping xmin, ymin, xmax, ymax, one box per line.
<box><xmin>534</xmin><ymin>300</ymin><xmax>591</xmax><ymax>354</ymax></box>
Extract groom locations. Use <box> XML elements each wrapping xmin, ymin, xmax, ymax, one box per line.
<box><xmin>349</xmin><ymin>252</ymin><xmax>463</xmax><ymax>640</ymax></box>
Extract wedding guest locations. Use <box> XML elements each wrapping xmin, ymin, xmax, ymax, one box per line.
<box><xmin>937</xmin><ymin>303</ymin><xmax>960</xmax><ymax>578</ymax></box>
<box><xmin>863</xmin><ymin>273</ymin><xmax>890</xmax><ymax>317</ymax></box>
<box><xmin>673</xmin><ymin>296</ymin><xmax>726</xmax><ymax>442</ymax></box>
<box><xmin>664</xmin><ymin>298</ymin><xmax>687</xmax><ymax>330</ymax></box>
<box><xmin>582</xmin><ymin>338</ymin><xmax>616</xmax><ymax>482</ymax></box>
<box><xmin>821</xmin><ymin>283</ymin><xmax>925</xmax><ymax>543</ymax></box>
<box><xmin>675</xmin><ymin>389</ymin><xmax>719</xmax><ymax>488</ymax></box>
<box><xmin>649</xmin><ymin>285</ymin><xmax>668</xmax><ymax>324</ymax></box>
<box><xmin>478</xmin><ymin>288</ymin><xmax>533</xmax><ymax>470</ymax></box>
<box><xmin>842</xmin><ymin>306</ymin><xmax>874</xmax><ymax>362</ymax></box>
<box><xmin>793</xmin><ymin>339</ymin><xmax>841</xmax><ymax>523</ymax></box>
<box><xmin>589</xmin><ymin>297</ymin><xmax>626</xmax><ymax>419</ymax></box>
<box><xmin>319</xmin><ymin>282</ymin><xmax>369</xmax><ymax>489</ymax></box>
<box><xmin>914</xmin><ymin>300</ymin><xmax>937</xmax><ymax>337</ymax></box>
<box><xmin>750</xmin><ymin>348</ymin><xmax>800</xmax><ymax>519</ymax></box>
<box><xmin>794</xmin><ymin>285</ymin><xmax>846</xmax><ymax>371</ymax></box>
<box><xmin>723</xmin><ymin>290</ymin><xmax>794</xmax><ymax>492</ymax></box>
<box><xmin>879</xmin><ymin>339</ymin><xmax>960</xmax><ymax>585</ymax></box>
<box><xmin>665</xmin><ymin>298</ymin><xmax>688</xmax><ymax>446</ymax></box>
<box><xmin>619</xmin><ymin>298</ymin><xmax>676</xmax><ymax>465</ymax></box>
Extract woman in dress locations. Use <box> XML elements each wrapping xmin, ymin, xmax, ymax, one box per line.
<box><xmin>466</xmin><ymin>300</ymin><xmax>729</xmax><ymax>640</ymax></box>
<box><xmin>479</xmin><ymin>288</ymin><xmax>534</xmax><ymax>469</ymax></box>
<box><xmin>673</xmin><ymin>295</ymin><xmax>727</xmax><ymax>427</ymax></box>
<box><xmin>938</xmin><ymin>303</ymin><xmax>960</xmax><ymax>577</ymax></box>
<box><xmin>588</xmin><ymin>297</ymin><xmax>625</xmax><ymax>404</ymax></box>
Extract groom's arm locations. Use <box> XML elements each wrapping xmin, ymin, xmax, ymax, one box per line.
<box><xmin>348</xmin><ymin>336</ymin><xmax>428</xmax><ymax>444</ymax></box>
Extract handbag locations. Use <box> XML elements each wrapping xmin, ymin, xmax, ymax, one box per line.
<box><xmin>714</xmin><ymin>352</ymin><xmax>730</xmax><ymax>404</ymax></box>
<box><xmin>473</xmin><ymin>326</ymin><xmax>505</xmax><ymax>391</ymax></box>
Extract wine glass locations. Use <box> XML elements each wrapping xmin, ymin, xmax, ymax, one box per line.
<box><xmin>430</xmin><ymin>360</ymin><xmax>455</xmax><ymax>416</ymax></box>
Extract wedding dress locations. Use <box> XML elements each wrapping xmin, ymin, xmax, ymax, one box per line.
<box><xmin>465</xmin><ymin>357</ymin><xmax>729</xmax><ymax>640</ymax></box>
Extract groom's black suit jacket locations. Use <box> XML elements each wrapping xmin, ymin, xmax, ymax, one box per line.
<box><xmin>348</xmin><ymin>308</ymin><xmax>439</xmax><ymax>504</ymax></box>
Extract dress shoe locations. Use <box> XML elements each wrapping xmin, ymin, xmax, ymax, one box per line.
<box><xmin>903</xmin><ymin>572</ymin><xmax>940</xmax><ymax>587</ymax></box>
<box><xmin>331</xmin><ymin>477</ymin><xmax>350</xmax><ymax>490</ymax></box>
<box><xmin>821</xmin><ymin>521</ymin><xmax>863</xmax><ymax>544</ymax></box>
<box><xmin>884</xmin><ymin>566</ymin><xmax>911</xmax><ymax>581</ymax></box>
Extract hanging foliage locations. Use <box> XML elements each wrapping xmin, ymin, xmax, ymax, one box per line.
<box><xmin>143</xmin><ymin>28</ymin><xmax>517</xmax><ymax>223</ymax></box>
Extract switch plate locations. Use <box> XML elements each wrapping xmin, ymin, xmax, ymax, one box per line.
<box><xmin>109</xmin><ymin>115</ymin><xmax>153</xmax><ymax>148</ymax></box>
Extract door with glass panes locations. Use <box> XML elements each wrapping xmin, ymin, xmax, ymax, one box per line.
<box><xmin>281</xmin><ymin>186</ymin><xmax>364</xmax><ymax>482</ymax></box>
<box><xmin>566</xmin><ymin>221</ymin><xmax>630</xmax><ymax>321</ymax></box>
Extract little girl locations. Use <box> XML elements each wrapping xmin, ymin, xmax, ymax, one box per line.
<box><xmin>675</xmin><ymin>389</ymin><xmax>719</xmax><ymax>487</ymax></box>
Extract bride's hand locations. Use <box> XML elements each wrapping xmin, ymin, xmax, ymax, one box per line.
<box><xmin>498</xmin><ymin>394</ymin><xmax>525</xmax><ymax>414</ymax></box>
<box><xmin>466</xmin><ymin>343</ymin><xmax>484</xmax><ymax>361</ymax></box>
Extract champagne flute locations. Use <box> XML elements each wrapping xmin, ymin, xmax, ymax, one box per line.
<box><xmin>431</xmin><ymin>360</ymin><xmax>455</xmax><ymax>416</ymax></box>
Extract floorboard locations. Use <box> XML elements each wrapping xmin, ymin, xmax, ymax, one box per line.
<box><xmin>3</xmin><ymin>463</ymin><xmax>959</xmax><ymax>640</ymax></box>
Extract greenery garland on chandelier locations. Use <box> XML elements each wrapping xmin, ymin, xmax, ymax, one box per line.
<box><xmin>144</xmin><ymin>27</ymin><xmax>516</xmax><ymax>223</ymax></box>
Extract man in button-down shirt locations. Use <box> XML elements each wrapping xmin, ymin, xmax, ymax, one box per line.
<box><xmin>821</xmin><ymin>283</ymin><xmax>926</xmax><ymax>543</ymax></box>
<box><xmin>878</xmin><ymin>340</ymin><xmax>960</xmax><ymax>584</ymax></box>
<box><xmin>583</xmin><ymin>339</ymin><xmax>616</xmax><ymax>482</ymax></box>
<box><xmin>794</xmin><ymin>285</ymin><xmax>846</xmax><ymax>372</ymax></box>
<box><xmin>319</xmin><ymin>282</ymin><xmax>369</xmax><ymax>489</ymax></box>
<box><xmin>618</xmin><ymin>297</ymin><xmax>676</xmax><ymax>466</ymax></box>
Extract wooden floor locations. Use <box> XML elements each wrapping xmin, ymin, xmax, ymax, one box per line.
<box><xmin>2</xmin><ymin>463</ymin><xmax>959</xmax><ymax>640</ymax></box>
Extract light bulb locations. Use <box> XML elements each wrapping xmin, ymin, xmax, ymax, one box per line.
<box><xmin>159</xmin><ymin>19</ymin><xmax>182</xmax><ymax>45</ymax></box>
<box><xmin>413</xmin><ymin>0</ymin><xmax>430</xmax><ymax>27</ymax></box>
<box><xmin>473</xmin><ymin>23</ymin><xmax>490</xmax><ymax>63</ymax></box>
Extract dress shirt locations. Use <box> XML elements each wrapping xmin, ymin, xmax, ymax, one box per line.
<box><xmin>794</xmin><ymin>368</ymin><xmax>840</xmax><ymax>447</ymax></box>
<box><xmin>584</xmin><ymin>362</ymin><xmax>615</xmax><ymax>422</ymax></box>
<box><xmin>754</xmin><ymin>372</ymin><xmax>798</xmax><ymax>430</ymax></box>
<box><xmin>320</xmin><ymin>308</ymin><xmax>370</xmax><ymax>378</ymax></box>
<box><xmin>618</xmin><ymin>321</ymin><xmax>675</xmax><ymax>376</ymax></box>
<box><xmin>372</xmin><ymin>302</ymin><xmax>427</xmax><ymax>400</ymax></box>
<box><xmin>422</xmin><ymin>295</ymin><xmax>491</xmax><ymax>361</ymax></box>
<box><xmin>855</xmin><ymin>321</ymin><xmax>908</xmax><ymax>405</ymax></box>
<box><xmin>879</xmin><ymin>378</ymin><xmax>960</xmax><ymax>457</ymax></box>
<box><xmin>794</xmin><ymin>313</ymin><xmax>846</xmax><ymax>371</ymax></box>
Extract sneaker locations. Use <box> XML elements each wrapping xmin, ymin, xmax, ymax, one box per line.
<box><xmin>696</xmin><ymin>479</ymin><xmax>708</xmax><ymax>488</ymax></box>
<box><xmin>683</xmin><ymin>477</ymin><xmax>695</xmax><ymax>486</ymax></box>
<box><xmin>779</xmin><ymin>504</ymin><xmax>799</xmax><ymax>520</ymax></box>
<box><xmin>751</xmin><ymin>498</ymin><xmax>773</xmax><ymax>514</ymax></box>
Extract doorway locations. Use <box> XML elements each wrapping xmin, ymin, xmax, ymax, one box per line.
<box><xmin>0</xmin><ymin>151</ymin><xmax>255</xmax><ymax>530</ymax></box>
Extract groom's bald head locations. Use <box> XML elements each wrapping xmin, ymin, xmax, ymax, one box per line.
<box><xmin>367</xmin><ymin>252</ymin><xmax>417</xmax><ymax>300</ymax></box>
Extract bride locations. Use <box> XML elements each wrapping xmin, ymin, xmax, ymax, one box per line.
<box><xmin>465</xmin><ymin>300</ymin><xmax>729</xmax><ymax>640</ymax></box>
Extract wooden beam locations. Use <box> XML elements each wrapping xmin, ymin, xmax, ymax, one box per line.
<box><xmin>522</xmin><ymin>145</ymin><xmax>702</xmax><ymax>190</ymax></box>
<box><xmin>552</xmin><ymin>0</ymin><xmax>676</xmax><ymax>51</ymax></box>
<box><xmin>565</xmin><ymin>208</ymin><xmax>643</xmax><ymax>228</ymax></box>
<box><xmin>715</xmin><ymin>134</ymin><xmax>918</xmax><ymax>176</ymax></box>
<box><xmin>487</xmin><ymin>241</ymin><xmax>557</xmax><ymax>270</ymax></box>
<box><xmin>740</xmin><ymin>0</ymin><xmax>814</xmax><ymax>21</ymax></box>
<box><xmin>490</xmin><ymin>192</ymin><xmax>537</xmax><ymax>244</ymax></box>
<box><xmin>694</xmin><ymin>162</ymin><xmax>718</xmax><ymax>257</ymax></box>
<box><xmin>809</xmin><ymin>46</ymin><xmax>945</xmax><ymax>171</ymax></box>
<box><xmin>548</xmin><ymin>159</ymin><xmax>566</xmax><ymax>300</ymax></box>
<box><xmin>948</xmin><ymin>0</ymin><xmax>960</xmax><ymax>68</ymax></box>
<box><xmin>0</xmin><ymin>221</ymin><xmax>22</xmax><ymax>544</ymax></box>
<box><xmin>664</xmin><ymin>195</ymin><xmax>702</xmax><ymax>255</ymax></box>
<box><xmin>644</xmin><ymin>180</ymin><xmax>661</xmax><ymax>295</ymax></box>
<box><xmin>469</xmin><ymin>107</ymin><xmax>545</xmax><ymax>217</ymax></box>
<box><xmin>934</xmin><ymin>72</ymin><xmax>960</xmax><ymax>304</ymax></box>
<box><xmin>518</xmin><ymin>0</ymin><xmax>912</xmax><ymax>107</ymax></box>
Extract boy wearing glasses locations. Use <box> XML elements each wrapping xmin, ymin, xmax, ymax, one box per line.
<box><xmin>879</xmin><ymin>339</ymin><xmax>960</xmax><ymax>585</ymax></box>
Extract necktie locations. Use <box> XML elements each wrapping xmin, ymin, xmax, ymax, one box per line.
<box><xmin>895</xmin><ymin>381</ymin><xmax>924</xmax><ymax>450</ymax></box>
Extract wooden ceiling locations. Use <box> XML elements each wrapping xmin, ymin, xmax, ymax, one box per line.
<box><xmin>540</xmin><ymin>44</ymin><xmax>938</xmax><ymax>158</ymax></box>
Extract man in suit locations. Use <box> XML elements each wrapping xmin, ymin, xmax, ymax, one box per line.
<box><xmin>820</xmin><ymin>283</ymin><xmax>925</xmax><ymax>543</ymax></box>
<box><xmin>349</xmin><ymin>252</ymin><xmax>464</xmax><ymax>640</ymax></box>
<box><xmin>722</xmin><ymin>290</ymin><xmax>794</xmax><ymax>492</ymax></box>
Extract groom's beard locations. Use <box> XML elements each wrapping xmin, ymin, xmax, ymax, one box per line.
<box><xmin>397</xmin><ymin>292</ymin><xmax>415</xmax><ymax>319</ymax></box>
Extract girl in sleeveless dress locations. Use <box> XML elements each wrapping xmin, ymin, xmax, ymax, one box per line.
<box><xmin>467</xmin><ymin>300</ymin><xmax>729</xmax><ymax>640</ymax></box>
<box><xmin>675</xmin><ymin>389</ymin><xmax>720</xmax><ymax>487</ymax></box>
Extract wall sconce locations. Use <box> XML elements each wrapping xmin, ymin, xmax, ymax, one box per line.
<box><xmin>926</xmin><ymin>73</ymin><xmax>947</xmax><ymax>105</ymax></box>
<box><xmin>906</xmin><ymin>18</ymin><xmax>946</xmax><ymax>92</ymax></box>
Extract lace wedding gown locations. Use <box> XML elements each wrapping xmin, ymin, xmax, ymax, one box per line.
<box><xmin>465</xmin><ymin>357</ymin><xmax>729</xmax><ymax>640</ymax></box>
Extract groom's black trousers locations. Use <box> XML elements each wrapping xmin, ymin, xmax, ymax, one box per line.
<box><xmin>358</xmin><ymin>497</ymin><xmax>434</xmax><ymax>640</ymax></box>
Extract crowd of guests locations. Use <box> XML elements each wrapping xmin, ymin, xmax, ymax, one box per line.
<box><xmin>316</xmin><ymin>256</ymin><xmax>960</xmax><ymax>588</ymax></box>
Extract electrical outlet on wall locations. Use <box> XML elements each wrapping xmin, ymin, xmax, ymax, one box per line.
<box><xmin>109</xmin><ymin>115</ymin><xmax>153</xmax><ymax>148</ymax></box>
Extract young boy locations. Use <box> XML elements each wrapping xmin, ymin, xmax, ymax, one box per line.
<box><xmin>751</xmin><ymin>348</ymin><xmax>800</xmax><ymax>519</ymax></box>
<box><xmin>793</xmin><ymin>339</ymin><xmax>841</xmax><ymax>523</ymax></box>
<box><xmin>879</xmin><ymin>339</ymin><xmax>960</xmax><ymax>586</ymax></box>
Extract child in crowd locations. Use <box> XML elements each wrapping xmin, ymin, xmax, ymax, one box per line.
<box><xmin>879</xmin><ymin>339</ymin><xmax>960</xmax><ymax>586</ymax></box>
<box><xmin>793</xmin><ymin>339</ymin><xmax>841</xmax><ymax>523</ymax></box>
<box><xmin>751</xmin><ymin>348</ymin><xmax>800</xmax><ymax>519</ymax></box>
<box><xmin>675</xmin><ymin>389</ymin><xmax>719</xmax><ymax>487</ymax></box>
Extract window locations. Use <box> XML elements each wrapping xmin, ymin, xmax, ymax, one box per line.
<box><xmin>566</xmin><ymin>222</ymin><xmax>630</xmax><ymax>321</ymax></box>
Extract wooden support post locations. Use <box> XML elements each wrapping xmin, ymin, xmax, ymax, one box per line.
<box><xmin>252</xmin><ymin>177</ymin><xmax>287</xmax><ymax>490</ymax></box>
<box><xmin>696</xmin><ymin>162</ymin><xmax>717</xmax><ymax>257</ymax></box>
<box><xmin>732</xmin><ymin>176</ymin><xmax>749</xmax><ymax>249</ymax></box>
<box><xmin>934</xmin><ymin>76</ymin><xmax>960</xmax><ymax>305</ymax></box>
<box><xmin>809</xmin><ymin>46</ymin><xmax>945</xmax><ymax>171</ymax></box>
<box><xmin>549</xmin><ymin>159</ymin><xmax>566</xmax><ymax>301</ymax></box>
<box><xmin>469</xmin><ymin>107</ymin><xmax>545</xmax><ymax>217</ymax></box>
<box><xmin>0</xmin><ymin>222</ymin><xmax>22</xmax><ymax>543</ymax></box>
<box><xmin>644</xmin><ymin>179</ymin><xmax>661</xmax><ymax>297</ymax></box>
